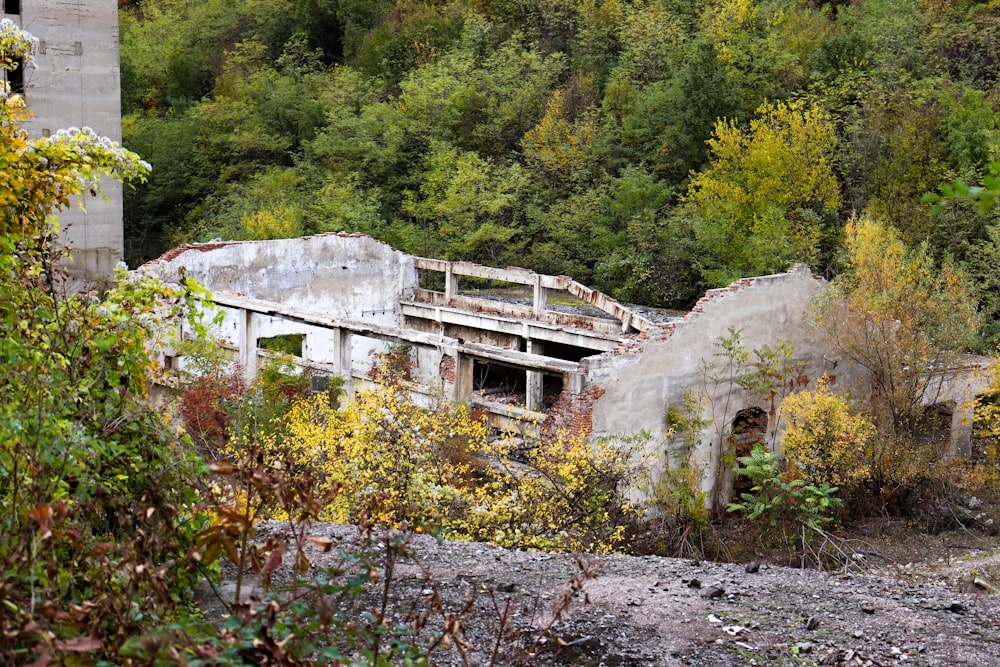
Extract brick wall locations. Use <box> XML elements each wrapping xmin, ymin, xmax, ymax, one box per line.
<box><xmin>439</xmin><ymin>354</ymin><xmax>456</xmax><ymax>385</ymax></box>
<box><xmin>542</xmin><ymin>385</ymin><xmax>606</xmax><ymax>437</ymax></box>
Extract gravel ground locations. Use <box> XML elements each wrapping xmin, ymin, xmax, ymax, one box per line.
<box><xmin>200</xmin><ymin>522</ymin><xmax>1000</xmax><ymax>666</ymax></box>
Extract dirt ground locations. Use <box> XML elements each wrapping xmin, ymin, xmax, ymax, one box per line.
<box><xmin>200</xmin><ymin>520</ymin><xmax>1000</xmax><ymax>666</ymax></box>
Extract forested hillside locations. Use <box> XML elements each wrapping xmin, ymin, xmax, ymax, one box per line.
<box><xmin>121</xmin><ymin>0</ymin><xmax>1000</xmax><ymax>338</ymax></box>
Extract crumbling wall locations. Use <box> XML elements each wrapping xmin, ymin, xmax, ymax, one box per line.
<box><xmin>587</xmin><ymin>266</ymin><xmax>826</xmax><ymax>438</ymax></box>
<box><xmin>144</xmin><ymin>233</ymin><xmax>417</xmax><ymax>323</ymax></box>
<box><xmin>582</xmin><ymin>266</ymin><xmax>830</xmax><ymax>508</ymax></box>
<box><xmin>143</xmin><ymin>233</ymin><xmax>996</xmax><ymax>511</ymax></box>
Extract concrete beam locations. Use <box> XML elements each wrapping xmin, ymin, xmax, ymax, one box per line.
<box><xmin>457</xmin><ymin>342</ymin><xmax>581</xmax><ymax>375</ymax></box>
<box><xmin>468</xmin><ymin>396</ymin><xmax>543</xmax><ymax>436</ymax></box>
<box><xmin>209</xmin><ymin>292</ymin><xmax>585</xmax><ymax>377</ymax></box>
<box><xmin>405</xmin><ymin>293</ymin><xmax>627</xmax><ymax>339</ymax></box>
<box><xmin>400</xmin><ymin>301</ymin><xmax>621</xmax><ymax>350</ymax></box>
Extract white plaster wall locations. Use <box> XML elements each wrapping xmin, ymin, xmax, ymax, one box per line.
<box><xmin>146</xmin><ymin>234</ymin><xmax>419</xmax><ymax>321</ymax></box>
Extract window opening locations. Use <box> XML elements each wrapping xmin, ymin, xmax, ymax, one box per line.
<box><xmin>914</xmin><ymin>402</ymin><xmax>953</xmax><ymax>451</ymax></box>
<box><xmin>3</xmin><ymin>1</ymin><xmax>21</xmax><ymax>15</ymax></box>
<box><xmin>417</xmin><ymin>267</ymin><xmax>446</xmax><ymax>291</ymax></box>
<box><xmin>730</xmin><ymin>407</ymin><xmax>768</xmax><ymax>499</ymax></box>
<box><xmin>3</xmin><ymin>57</ymin><xmax>24</xmax><ymax>95</ymax></box>
<box><xmin>542</xmin><ymin>374</ymin><xmax>564</xmax><ymax>409</ymax></box>
<box><xmin>257</xmin><ymin>333</ymin><xmax>304</xmax><ymax>357</ymax></box>
<box><xmin>473</xmin><ymin>360</ymin><xmax>525</xmax><ymax>407</ymax></box>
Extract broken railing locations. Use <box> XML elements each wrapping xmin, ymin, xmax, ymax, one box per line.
<box><xmin>409</xmin><ymin>257</ymin><xmax>654</xmax><ymax>335</ymax></box>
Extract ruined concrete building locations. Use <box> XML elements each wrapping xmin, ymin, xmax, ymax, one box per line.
<box><xmin>3</xmin><ymin>0</ymin><xmax>125</xmax><ymax>278</ymax></box>
<box><xmin>142</xmin><ymin>233</ymin><xmax>992</xmax><ymax>506</ymax></box>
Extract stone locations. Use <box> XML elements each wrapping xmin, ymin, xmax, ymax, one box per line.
<box><xmin>705</xmin><ymin>586</ymin><xmax>725</xmax><ymax>599</ymax></box>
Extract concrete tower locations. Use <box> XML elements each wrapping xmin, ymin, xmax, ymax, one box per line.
<box><xmin>2</xmin><ymin>0</ymin><xmax>124</xmax><ymax>279</ymax></box>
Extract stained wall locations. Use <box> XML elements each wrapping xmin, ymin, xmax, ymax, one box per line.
<box><xmin>8</xmin><ymin>0</ymin><xmax>124</xmax><ymax>278</ymax></box>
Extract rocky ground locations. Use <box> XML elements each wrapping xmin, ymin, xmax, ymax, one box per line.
<box><xmin>201</xmin><ymin>521</ymin><xmax>1000</xmax><ymax>666</ymax></box>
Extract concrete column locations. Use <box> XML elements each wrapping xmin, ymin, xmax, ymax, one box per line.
<box><xmin>334</xmin><ymin>329</ymin><xmax>353</xmax><ymax>379</ymax></box>
<box><xmin>444</xmin><ymin>262</ymin><xmax>456</xmax><ymax>304</ymax></box>
<box><xmin>525</xmin><ymin>339</ymin><xmax>544</xmax><ymax>412</ymax></box>
<box><xmin>239</xmin><ymin>309</ymin><xmax>258</xmax><ymax>385</ymax></box>
<box><xmin>533</xmin><ymin>276</ymin><xmax>547</xmax><ymax>318</ymax></box>
<box><xmin>20</xmin><ymin>0</ymin><xmax>125</xmax><ymax>281</ymax></box>
<box><xmin>566</xmin><ymin>372</ymin><xmax>584</xmax><ymax>394</ymax></box>
<box><xmin>456</xmin><ymin>353</ymin><xmax>475</xmax><ymax>402</ymax></box>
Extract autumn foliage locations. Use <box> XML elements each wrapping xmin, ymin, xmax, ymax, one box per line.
<box><xmin>217</xmin><ymin>359</ymin><xmax>641</xmax><ymax>554</ymax></box>
<box><xmin>780</xmin><ymin>377</ymin><xmax>877</xmax><ymax>496</ymax></box>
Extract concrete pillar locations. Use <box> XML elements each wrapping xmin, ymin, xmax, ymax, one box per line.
<box><xmin>525</xmin><ymin>339</ymin><xmax>544</xmax><ymax>412</ymax></box>
<box><xmin>238</xmin><ymin>309</ymin><xmax>258</xmax><ymax>385</ymax></box>
<box><xmin>444</xmin><ymin>262</ymin><xmax>456</xmax><ymax>304</ymax></box>
<box><xmin>456</xmin><ymin>353</ymin><xmax>475</xmax><ymax>402</ymax></box>
<box><xmin>566</xmin><ymin>372</ymin><xmax>584</xmax><ymax>394</ymax></box>
<box><xmin>334</xmin><ymin>329</ymin><xmax>353</xmax><ymax>379</ymax></box>
<box><xmin>533</xmin><ymin>276</ymin><xmax>547</xmax><ymax>318</ymax></box>
<box><xmin>19</xmin><ymin>0</ymin><xmax>125</xmax><ymax>281</ymax></box>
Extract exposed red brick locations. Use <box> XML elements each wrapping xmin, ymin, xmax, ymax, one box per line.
<box><xmin>144</xmin><ymin>240</ymin><xmax>243</xmax><ymax>266</ymax></box>
<box><xmin>439</xmin><ymin>354</ymin><xmax>456</xmax><ymax>385</ymax></box>
<box><xmin>542</xmin><ymin>384</ymin><xmax>606</xmax><ymax>437</ymax></box>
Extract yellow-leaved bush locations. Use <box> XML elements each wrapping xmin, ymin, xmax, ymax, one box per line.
<box><xmin>972</xmin><ymin>359</ymin><xmax>1000</xmax><ymax>469</ymax></box>
<box><xmin>780</xmin><ymin>377</ymin><xmax>876</xmax><ymax>495</ymax></box>
<box><xmin>230</xmin><ymin>363</ymin><xmax>641</xmax><ymax>553</ymax></box>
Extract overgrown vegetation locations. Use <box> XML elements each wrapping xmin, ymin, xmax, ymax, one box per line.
<box><xmin>120</xmin><ymin>0</ymin><xmax>1000</xmax><ymax>346</ymax></box>
<box><xmin>184</xmin><ymin>354</ymin><xmax>642</xmax><ymax>554</ymax></box>
<box><xmin>3</xmin><ymin>21</ymin><xmax>617</xmax><ymax>663</ymax></box>
<box><xmin>1</xmin><ymin>24</ymin><xmax>206</xmax><ymax>661</ymax></box>
<box><xmin>114</xmin><ymin>0</ymin><xmax>1000</xmax><ymax>562</ymax></box>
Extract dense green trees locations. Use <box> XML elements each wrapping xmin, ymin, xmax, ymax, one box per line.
<box><xmin>683</xmin><ymin>99</ymin><xmax>840</xmax><ymax>284</ymax></box>
<box><xmin>120</xmin><ymin>0</ymin><xmax>1000</xmax><ymax>342</ymax></box>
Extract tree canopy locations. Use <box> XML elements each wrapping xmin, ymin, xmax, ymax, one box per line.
<box><xmin>119</xmin><ymin>0</ymin><xmax>1000</xmax><ymax>344</ymax></box>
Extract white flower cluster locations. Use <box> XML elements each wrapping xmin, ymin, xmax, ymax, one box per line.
<box><xmin>1</xmin><ymin>19</ymin><xmax>38</xmax><ymax>100</ymax></box>
<box><xmin>31</xmin><ymin>126</ymin><xmax>152</xmax><ymax>185</ymax></box>
<box><xmin>0</xmin><ymin>18</ymin><xmax>39</xmax><ymax>64</ymax></box>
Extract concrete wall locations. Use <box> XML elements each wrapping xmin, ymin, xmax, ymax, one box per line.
<box><xmin>583</xmin><ymin>266</ymin><xmax>830</xmax><ymax>508</ymax></box>
<box><xmin>587</xmin><ymin>267</ymin><xmax>826</xmax><ymax>439</ymax></box>
<box><xmin>577</xmin><ymin>266</ymin><xmax>995</xmax><ymax>507</ymax></box>
<box><xmin>12</xmin><ymin>0</ymin><xmax>124</xmax><ymax>279</ymax></box>
<box><xmin>146</xmin><ymin>234</ymin><xmax>419</xmax><ymax>323</ymax></box>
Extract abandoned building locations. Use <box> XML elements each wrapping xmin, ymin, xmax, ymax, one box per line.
<box><xmin>3</xmin><ymin>0</ymin><xmax>125</xmax><ymax>278</ymax></box>
<box><xmin>141</xmin><ymin>233</ymin><xmax>994</xmax><ymax>507</ymax></box>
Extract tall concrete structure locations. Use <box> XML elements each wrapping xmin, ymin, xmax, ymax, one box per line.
<box><xmin>3</xmin><ymin>0</ymin><xmax>125</xmax><ymax>278</ymax></box>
